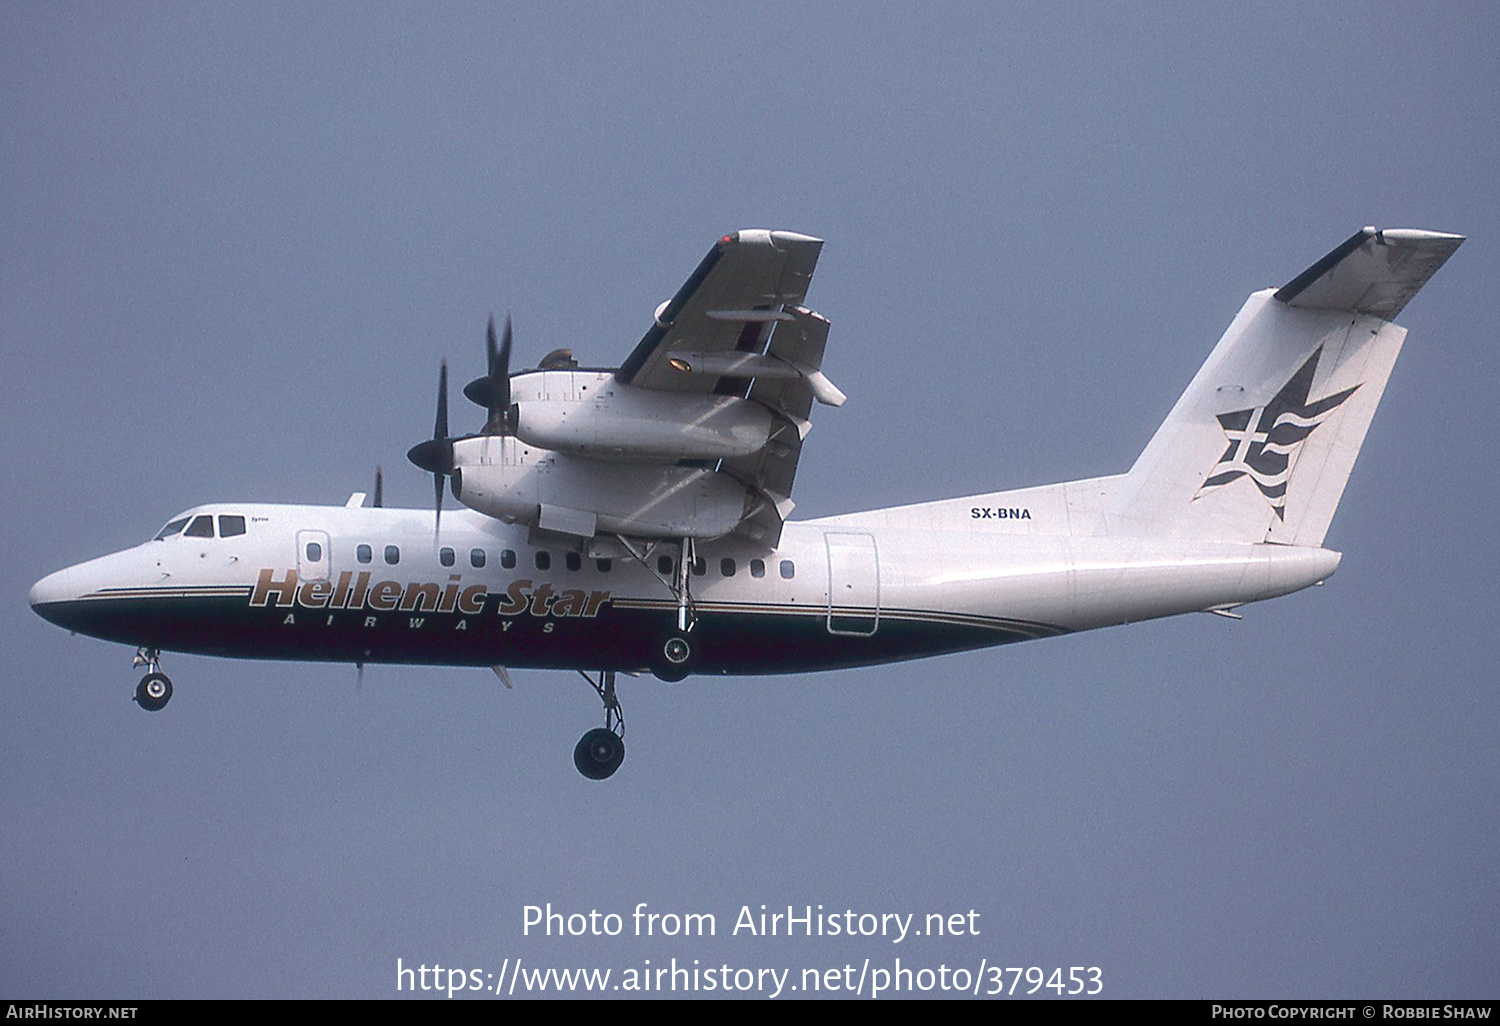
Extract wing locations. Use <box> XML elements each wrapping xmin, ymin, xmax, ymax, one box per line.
<box><xmin>616</xmin><ymin>230</ymin><xmax>842</xmax><ymax>545</ymax></box>
<box><xmin>616</xmin><ymin>229</ymin><xmax>826</xmax><ymax>392</ymax></box>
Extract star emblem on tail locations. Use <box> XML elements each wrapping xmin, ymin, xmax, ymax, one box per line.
<box><xmin>1196</xmin><ymin>347</ymin><xmax>1360</xmax><ymax>520</ymax></box>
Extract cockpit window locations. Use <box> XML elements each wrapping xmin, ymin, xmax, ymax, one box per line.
<box><xmin>154</xmin><ymin>517</ymin><xmax>190</xmax><ymax>541</ymax></box>
<box><xmin>184</xmin><ymin>515</ymin><xmax>215</xmax><ymax>538</ymax></box>
<box><xmin>218</xmin><ymin>515</ymin><xmax>246</xmax><ymax>537</ymax></box>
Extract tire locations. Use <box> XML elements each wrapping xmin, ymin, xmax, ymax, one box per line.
<box><xmin>653</xmin><ymin>634</ymin><xmax>693</xmax><ymax>682</ymax></box>
<box><xmin>573</xmin><ymin>727</ymin><xmax>625</xmax><ymax>780</ymax></box>
<box><xmin>135</xmin><ymin>672</ymin><xmax>173</xmax><ymax>712</ymax></box>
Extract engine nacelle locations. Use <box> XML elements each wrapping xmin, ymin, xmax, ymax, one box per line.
<box><xmin>450</xmin><ymin>436</ymin><xmax>751</xmax><ymax>540</ymax></box>
<box><xmin>512</xmin><ymin>379</ymin><xmax>775</xmax><ymax>462</ymax></box>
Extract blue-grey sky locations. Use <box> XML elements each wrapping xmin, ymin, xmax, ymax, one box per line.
<box><xmin>3</xmin><ymin>2</ymin><xmax>1496</xmax><ymax>999</ymax></box>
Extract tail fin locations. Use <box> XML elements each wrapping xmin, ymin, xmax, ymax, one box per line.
<box><xmin>1104</xmin><ymin>227</ymin><xmax>1463</xmax><ymax>545</ymax></box>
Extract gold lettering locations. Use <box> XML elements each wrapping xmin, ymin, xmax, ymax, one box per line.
<box><xmin>349</xmin><ymin>571</ymin><xmax>372</xmax><ymax>609</ymax></box>
<box><xmin>400</xmin><ymin>582</ymin><xmax>440</xmax><ymax>612</ymax></box>
<box><xmin>528</xmin><ymin>583</ymin><xmax>555</xmax><ymax>617</ymax></box>
<box><xmin>497</xmin><ymin>579</ymin><xmax>531</xmax><ymax>616</ymax></box>
<box><xmin>298</xmin><ymin>578</ymin><xmax>333</xmax><ymax>609</ymax></box>
<box><xmin>457</xmin><ymin>584</ymin><xmax>487</xmax><ymax>615</ymax></box>
<box><xmin>251</xmin><ymin>568</ymin><xmax>298</xmax><ymax>608</ymax></box>
<box><xmin>439</xmin><ymin>575</ymin><xmax>462</xmax><ymax>613</ymax></box>
<box><xmin>331</xmin><ymin>570</ymin><xmax>353</xmax><ymax>609</ymax></box>
<box><xmin>550</xmin><ymin>589</ymin><xmax>587</xmax><ymax>617</ymax></box>
<box><xmin>367</xmin><ymin>580</ymin><xmax>401</xmax><ymax>611</ymax></box>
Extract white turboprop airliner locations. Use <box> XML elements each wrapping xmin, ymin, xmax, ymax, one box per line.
<box><xmin>30</xmin><ymin>227</ymin><xmax>1463</xmax><ymax>778</ymax></box>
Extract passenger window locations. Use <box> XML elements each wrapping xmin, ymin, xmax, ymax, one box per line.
<box><xmin>720</xmin><ymin>558</ymin><xmax>736</xmax><ymax>577</ymax></box>
<box><xmin>185</xmin><ymin>515</ymin><xmax>215</xmax><ymax>538</ymax></box>
<box><xmin>218</xmin><ymin>515</ymin><xmax>246</xmax><ymax>538</ymax></box>
<box><xmin>657</xmin><ymin>555</ymin><xmax>674</xmax><ymax>575</ymax></box>
<box><xmin>306</xmin><ymin>541</ymin><xmax>322</xmax><ymax>562</ymax></box>
<box><xmin>439</xmin><ymin>547</ymin><xmax>455</xmax><ymax>567</ymax></box>
<box><xmin>535</xmin><ymin>551</ymin><xmax>551</xmax><ymax>571</ymax></box>
<box><xmin>501</xmin><ymin>549</ymin><xmax>516</xmax><ymax>570</ymax></box>
<box><xmin>154</xmin><ymin>517</ymin><xmax>190</xmax><ymax>541</ymax></box>
<box><xmin>470</xmin><ymin>548</ymin><xmax>486</xmax><ymax>568</ymax></box>
<box><xmin>750</xmin><ymin>559</ymin><xmax>766</xmax><ymax>579</ymax></box>
<box><xmin>566</xmin><ymin>552</ymin><xmax>581</xmax><ymax>572</ymax></box>
<box><xmin>385</xmin><ymin>545</ymin><xmax>400</xmax><ymax>565</ymax></box>
<box><xmin>357</xmin><ymin>544</ymin><xmax>372</xmax><ymax>564</ymax></box>
<box><xmin>596</xmin><ymin>558</ymin><xmax>612</xmax><ymax>573</ymax></box>
<box><xmin>691</xmin><ymin>557</ymin><xmax>706</xmax><ymax>576</ymax></box>
<box><xmin>780</xmin><ymin>560</ymin><xmax>795</xmax><ymax>580</ymax></box>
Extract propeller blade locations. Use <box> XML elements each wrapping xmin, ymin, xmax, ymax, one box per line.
<box><xmin>466</xmin><ymin>314</ymin><xmax>517</xmax><ymax>434</ymax></box>
<box><xmin>373</xmin><ymin>466</ymin><xmax>383</xmax><ymax>509</ymax></box>
<box><xmin>495</xmin><ymin>313</ymin><xmax>512</xmax><ymax>413</ymax></box>
<box><xmin>406</xmin><ymin>360</ymin><xmax>455</xmax><ymax>536</ymax></box>
<box><xmin>477</xmin><ymin>313</ymin><xmax>514</xmax><ymax>434</ymax></box>
<box><xmin>486</xmin><ymin>314</ymin><xmax>497</xmax><ymax>378</ymax></box>
<box><xmin>407</xmin><ymin>361</ymin><xmax>455</xmax><ymax>473</ymax></box>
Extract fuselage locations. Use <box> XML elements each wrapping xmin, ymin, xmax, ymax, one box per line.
<box><xmin>29</xmin><ymin>500</ymin><xmax>1340</xmax><ymax>678</ymax></box>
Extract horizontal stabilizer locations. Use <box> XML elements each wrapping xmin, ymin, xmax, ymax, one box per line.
<box><xmin>1274</xmin><ymin>226</ymin><xmax>1464</xmax><ymax>320</ymax></box>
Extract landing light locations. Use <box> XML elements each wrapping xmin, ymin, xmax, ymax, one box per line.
<box><xmin>668</xmin><ymin>357</ymin><xmax>692</xmax><ymax>373</ymax></box>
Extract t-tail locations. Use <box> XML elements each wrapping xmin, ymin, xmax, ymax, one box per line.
<box><xmin>1103</xmin><ymin>227</ymin><xmax>1464</xmax><ymax>545</ymax></box>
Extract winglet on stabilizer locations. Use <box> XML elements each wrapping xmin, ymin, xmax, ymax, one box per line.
<box><xmin>1274</xmin><ymin>226</ymin><xmax>1465</xmax><ymax>320</ymax></box>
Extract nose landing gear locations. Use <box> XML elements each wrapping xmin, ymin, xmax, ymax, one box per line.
<box><xmin>132</xmin><ymin>647</ymin><xmax>173</xmax><ymax>711</ymax></box>
<box><xmin>573</xmin><ymin>670</ymin><xmax>625</xmax><ymax>780</ymax></box>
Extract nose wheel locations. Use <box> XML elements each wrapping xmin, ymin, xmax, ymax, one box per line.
<box><xmin>574</xmin><ymin>670</ymin><xmax>625</xmax><ymax>780</ymax></box>
<box><xmin>132</xmin><ymin>647</ymin><xmax>173</xmax><ymax>711</ymax></box>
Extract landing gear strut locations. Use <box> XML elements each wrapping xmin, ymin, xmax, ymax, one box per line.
<box><xmin>673</xmin><ymin>537</ymin><xmax>696</xmax><ymax>633</ymax></box>
<box><xmin>132</xmin><ymin>647</ymin><xmax>173</xmax><ymax>712</ymax></box>
<box><xmin>573</xmin><ymin>670</ymin><xmax>625</xmax><ymax>780</ymax></box>
<box><xmin>613</xmin><ymin>534</ymin><xmax>699</xmax><ymax>682</ymax></box>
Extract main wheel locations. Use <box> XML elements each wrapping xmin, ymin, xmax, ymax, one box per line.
<box><xmin>573</xmin><ymin>727</ymin><xmax>625</xmax><ymax>780</ymax></box>
<box><xmin>135</xmin><ymin>672</ymin><xmax>173</xmax><ymax>712</ymax></box>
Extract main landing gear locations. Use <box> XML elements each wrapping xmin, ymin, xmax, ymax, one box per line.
<box><xmin>614</xmin><ymin>534</ymin><xmax>699</xmax><ymax>683</ymax></box>
<box><xmin>132</xmin><ymin>647</ymin><xmax>173</xmax><ymax>712</ymax></box>
<box><xmin>573</xmin><ymin>670</ymin><xmax>625</xmax><ymax>780</ymax></box>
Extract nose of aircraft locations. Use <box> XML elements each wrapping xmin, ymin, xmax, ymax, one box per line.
<box><xmin>30</xmin><ymin>565</ymin><xmax>83</xmax><ymax>623</ymax></box>
<box><xmin>31</xmin><ymin>550</ymin><xmax>164</xmax><ymax>645</ymax></box>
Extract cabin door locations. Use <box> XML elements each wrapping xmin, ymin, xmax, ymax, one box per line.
<box><xmin>824</xmin><ymin>531</ymin><xmax>879</xmax><ymax>636</ymax></box>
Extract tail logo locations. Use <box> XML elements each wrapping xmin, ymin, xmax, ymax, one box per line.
<box><xmin>1196</xmin><ymin>347</ymin><xmax>1360</xmax><ymax>520</ymax></box>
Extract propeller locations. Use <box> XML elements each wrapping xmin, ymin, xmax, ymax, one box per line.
<box><xmin>463</xmin><ymin>313</ymin><xmax>515</xmax><ymax>435</ymax></box>
<box><xmin>407</xmin><ymin>316</ymin><xmax>520</xmax><ymax>533</ymax></box>
<box><xmin>372</xmin><ymin>466</ymin><xmax>383</xmax><ymax>509</ymax></box>
<box><xmin>406</xmin><ymin>359</ymin><xmax>453</xmax><ymax>532</ymax></box>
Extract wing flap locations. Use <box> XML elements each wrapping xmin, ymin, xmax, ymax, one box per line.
<box><xmin>723</xmin><ymin>306</ymin><xmax>834</xmax><ymax>544</ymax></box>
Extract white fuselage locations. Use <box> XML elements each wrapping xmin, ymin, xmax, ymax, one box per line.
<box><xmin>29</xmin><ymin>500</ymin><xmax>1339</xmax><ymax>677</ymax></box>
